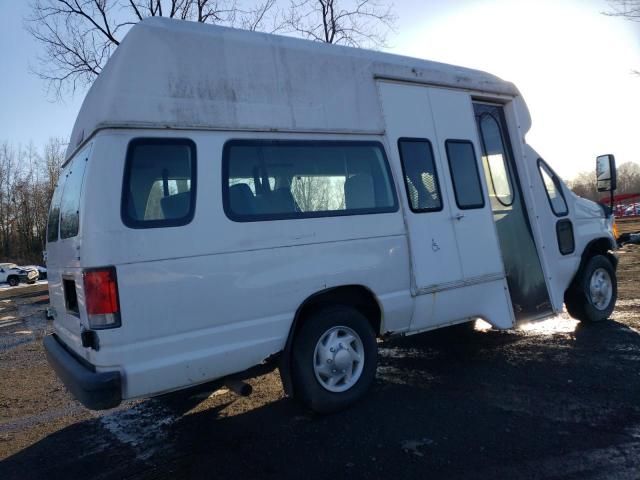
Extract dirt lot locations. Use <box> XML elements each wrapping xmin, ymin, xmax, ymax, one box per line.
<box><xmin>1</xmin><ymin>249</ymin><xmax>639</xmax><ymax>480</ymax></box>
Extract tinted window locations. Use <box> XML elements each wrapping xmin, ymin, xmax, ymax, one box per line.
<box><xmin>479</xmin><ymin>114</ymin><xmax>514</xmax><ymax>206</ymax></box>
<box><xmin>122</xmin><ymin>139</ymin><xmax>196</xmax><ymax>228</ymax></box>
<box><xmin>398</xmin><ymin>139</ymin><xmax>442</xmax><ymax>212</ymax></box>
<box><xmin>445</xmin><ymin>140</ymin><xmax>485</xmax><ymax>209</ymax></box>
<box><xmin>47</xmin><ymin>175</ymin><xmax>66</xmax><ymax>243</ymax></box>
<box><xmin>538</xmin><ymin>160</ymin><xmax>568</xmax><ymax>216</ymax></box>
<box><xmin>224</xmin><ymin>141</ymin><xmax>397</xmax><ymax>221</ymax></box>
<box><xmin>59</xmin><ymin>148</ymin><xmax>90</xmax><ymax>239</ymax></box>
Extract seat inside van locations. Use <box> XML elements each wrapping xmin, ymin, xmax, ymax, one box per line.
<box><xmin>225</xmin><ymin>141</ymin><xmax>396</xmax><ymax>220</ymax></box>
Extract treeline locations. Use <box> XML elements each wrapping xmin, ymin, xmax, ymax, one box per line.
<box><xmin>0</xmin><ymin>138</ymin><xmax>64</xmax><ymax>265</ymax></box>
<box><xmin>567</xmin><ymin>161</ymin><xmax>640</xmax><ymax>202</ymax></box>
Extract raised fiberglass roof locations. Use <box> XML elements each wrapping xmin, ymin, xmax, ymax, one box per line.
<box><xmin>66</xmin><ymin>17</ymin><xmax>520</xmax><ymax>159</ymax></box>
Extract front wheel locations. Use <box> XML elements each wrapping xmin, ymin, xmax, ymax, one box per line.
<box><xmin>565</xmin><ymin>255</ymin><xmax>617</xmax><ymax>322</ymax></box>
<box><xmin>291</xmin><ymin>306</ymin><xmax>377</xmax><ymax>414</ymax></box>
<box><xmin>7</xmin><ymin>276</ymin><xmax>18</xmax><ymax>287</ymax></box>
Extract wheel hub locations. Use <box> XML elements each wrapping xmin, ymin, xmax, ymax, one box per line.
<box><xmin>333</xmin><ymin>348</ymin><xmax>352</xmax><ymax>371</ymax></box>
<box><xmin>589</xmin><ymin>267</ymin><xmax>613</xmax><ymax>311</ymax></box>
<box><xmin>313</xmin><ymin>326</ymin><xmax>365</xmax><ymax>393</ymax></box>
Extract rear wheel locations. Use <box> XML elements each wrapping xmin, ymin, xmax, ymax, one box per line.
<box><xmin>565</xmin><ymin>255</ymin><xmax>617</xmax><ymax>322</ymax></box>
<box><xmin>291</xmin><ymin>305</ymin><xmax>377</xmax><ymax>414</ymax></box>
<box><xmin>7</xmin><ymin>276</ymin><xmax>18</xmax><ymax>287</ymax></box>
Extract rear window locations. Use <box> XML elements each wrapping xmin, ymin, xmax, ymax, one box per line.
<box><xmin>121</xmin><ymin>139</ymin><xmax>197</xmax><ymax>228</ymax></box>
<box><xmin>223</xmin><ymin>140</ymin><xmax>397</xmax><ymax>222</ymax></box>
<box><xmin>59</xmin><ymin>148</ymin><xmax>90</xmax><ymax>239</ymax></box>
<box><xmin>47</xmin><ymin>145</ymin><xmax>90</xmax><ymax>242</ymax></box>
<box><xmin>47</xmin><ymin>176</ymin><xmax>65</xmax><ymax>243</ymax></box>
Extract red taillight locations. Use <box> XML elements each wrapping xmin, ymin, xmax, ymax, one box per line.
<box><xmin>83</xmin><ymin>267</ymin><xmax>121</xmax><ymax>329</ymax></box>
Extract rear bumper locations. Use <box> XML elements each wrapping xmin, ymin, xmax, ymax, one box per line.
<box><xmin>43</xmin><ymin>334</ymin><xmax>121</xmax><ymax>410</ymax></box>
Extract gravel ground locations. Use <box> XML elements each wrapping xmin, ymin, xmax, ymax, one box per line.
<box><xmin>1</xmin><ymin>247</ymin><xmax>639</xmax><ymax>480</ymax></box>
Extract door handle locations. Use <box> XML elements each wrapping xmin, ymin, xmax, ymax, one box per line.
<box><xmin>454</xmin><ymin>213</ymin><xmax>465</xmax><ymax>220</ymax></box>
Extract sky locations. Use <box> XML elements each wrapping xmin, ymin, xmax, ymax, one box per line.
<box><xmin>0</xmin><ymin>0</ymin><xmax>638</xmax><ymax>179</ymax></box>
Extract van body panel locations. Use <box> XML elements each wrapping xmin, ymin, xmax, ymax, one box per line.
<box><xmin>47</xmin><ymin>144</ymin><xmax>93</xmax><ymax>357</ymax></box>
<box><xmin>93</xmin><ymin>234</ymin><xmax>411</xmax><ymax>398</ymax></box>
<box><xmin>44</xmin><ymin>18</ymin><xmax>615</xmax><ymax>408</ymax></box>
<box><xmin>66</xmin><ymin>130</ymin><xmax>413</xmax><ymax>399</ymax></box>
<box><xmin>518</xmin><ymin>143</ymin><xmax>605</xmax><ymax>312</ymax></box>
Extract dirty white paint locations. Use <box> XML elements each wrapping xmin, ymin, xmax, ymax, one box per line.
<box><xmin>66</xmin><ymin>17</ymin><xmax>518</xmax><ymax>159</ymax></box>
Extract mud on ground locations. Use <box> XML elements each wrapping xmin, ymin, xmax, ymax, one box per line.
<box><xmin>1</xmin><ymin>248</ymin><xmax>639</xmax><ymax>479</ymax></box>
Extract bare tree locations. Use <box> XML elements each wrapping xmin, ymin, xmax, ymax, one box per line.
<box><xmin>568</xmin><ymin>161</ymin><xmax>640</xmax><ymax>201</ymax></box>
<box><xmin>605</xmin><ymin>1</ymin><xmax>640</xmax><ymax>73</ymax></box>
<box><xmin>283</xmin><ymin>0</ymin><xmax>396</xmax><ymax>48</ymax></box>
<box><xmin>26</xmin><ymin>0</ymin><xmax>281</xmax><ymax>97</ymax></box>
<box><xmin>0</xmin><ymin>138</ymin><xmax>65</xmax><ymax>264</ymax></box>
<box><xmin>606</xmin><ymin>0</ymin><xmax>640</xmax><ymax>21</ymax></box>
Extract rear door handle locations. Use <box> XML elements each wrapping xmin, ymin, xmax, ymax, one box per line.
<box><xmin>454</xmin><ymin>213</ymin><xmax>465</xmax><ymax>220</ymax></box>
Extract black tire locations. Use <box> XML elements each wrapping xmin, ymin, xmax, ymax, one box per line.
<box><xmin>565</xmin><ymin>255</ymin><xmax>617</xmax><ymax>322</ymax></box>
<box><xmin>291</xmin><ymin>305</ymin><xmax>377</xmax><ymax>414</ymax></box>
<box><xmin>27</xmin><ymin>280</ymin><xmax>36</xmax><ymax>285</ymax></box>
<box><xmin>7</xmin><ymin>276</ymin><xmax>18</xmax><ymax>287</ymax></box>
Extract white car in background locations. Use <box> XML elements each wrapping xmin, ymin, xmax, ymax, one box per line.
<box><xmin>23</xmin><ymin>265</ymin><xmax>47</xmax><ymax>280</ymax></box>
<box><xmin>0</xmin><ymin>263</ymin><xmax>39</xmax><ymax>286</ymax></box>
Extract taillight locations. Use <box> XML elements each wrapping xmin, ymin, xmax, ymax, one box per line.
<box><xmin>83</xmin><ymin>267</ymin><xmax>121</xmax><ymax>329</ymax></box>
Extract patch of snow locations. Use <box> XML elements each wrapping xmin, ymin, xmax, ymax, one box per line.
<box><xmin>98</xmin><ymin>400</ymin><xmax>179</xmax><ymax>461</ymax></box>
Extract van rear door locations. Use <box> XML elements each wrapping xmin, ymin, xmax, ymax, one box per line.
<box><xmin>46</xmin><ymin>143</ymin><xmax>91</xmax><ymax>353</ymax></box>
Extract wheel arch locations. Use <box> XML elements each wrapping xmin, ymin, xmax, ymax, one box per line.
<box><xmin>279</xmin><ymin>284</ymin><xmax>383</xmax><ymax>397</ymax></box>
<box><xmin>579</xmin><ymin>237</ymin><xmax>617</xmax><ymax>273</ymax></box>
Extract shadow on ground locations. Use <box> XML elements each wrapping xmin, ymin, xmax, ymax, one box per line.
<box><xmin>2</xmin><ymin>317</ymin><xmax>640</xmax><ymax>480</ymax></box>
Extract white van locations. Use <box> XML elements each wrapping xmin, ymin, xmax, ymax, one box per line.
<box><xmin>44</xmin><ymin>18</ymin><xmax>618</xmax><ymax>413</ymax></box>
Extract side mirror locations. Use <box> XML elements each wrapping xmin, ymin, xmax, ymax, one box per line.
<box><xmin>596</xmin><ymin>154</ymin><xmax>616</xmax><ymax>192</ymax></box>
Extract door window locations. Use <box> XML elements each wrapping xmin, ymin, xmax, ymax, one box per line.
<box><xmin>397</xmin><ymin>138</ymin><xmax>442</xmax><ymax>212</ymax></box>
<box><xmin>445</xmin><ymin>140</ymin><xmax>485</xmax><ymax>210</ymax></box>
<box><xmin>478</xmin><ymin>114</ymin><xmax>514</xmax><ymax>206</ymax></box>
<box><xmin>538</xmin><ymin>159</ymin><xmax>568</xmax><ymax>216</ymax></box>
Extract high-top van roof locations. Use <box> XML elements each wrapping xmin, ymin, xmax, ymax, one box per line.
<box><xmin>66</xmin><ymin>17</ymin><xmax>522</xmax><ymax>160</ymax></box>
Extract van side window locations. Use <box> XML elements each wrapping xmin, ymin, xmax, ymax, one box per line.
<box><xmin>445</xmin><ymin>140</ymin><xmax>485</xmax><ymax>209</ymax></box>
<box><xmin>60</xmin><ymin>149</ymin><xmax>89</xmax><ymax>239</ymax></box>
<box><xmin>47</xmin><ymin>176</ymin><xmax>66</xmax><ymax>243</ymax></box>
<box><xmin>122</xmin><ymin>139</ymin><xmax>197</xmax><ymax>228</ymax></box>
<box><xmin>223</xmin><ymin>141</ymin><xmax>397</xmax><ymax>222</ymax></box>
<box><xmin>538</xmin><ymin>159</ymin><xmax>568</xmax><ymax>216</ymax></box>
<box><xmin>397</xmin><ymin>138</ymin><xmax>442</xmax><ymax>212</ymax></box>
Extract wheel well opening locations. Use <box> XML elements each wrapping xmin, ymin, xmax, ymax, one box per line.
<box><xmin>294</xmin><ymin>285</ymin><xmax>382</xmax><ymax>337</ymax></box>
<box><xmin>580</xmin><ymin>238</ymin><xmax>617</xmax><ymax>272</ymax></box>
<box><xmin>584</xmin><ymin>238</ymin><xmax>613</xmax><ymax>258</ymax></box>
